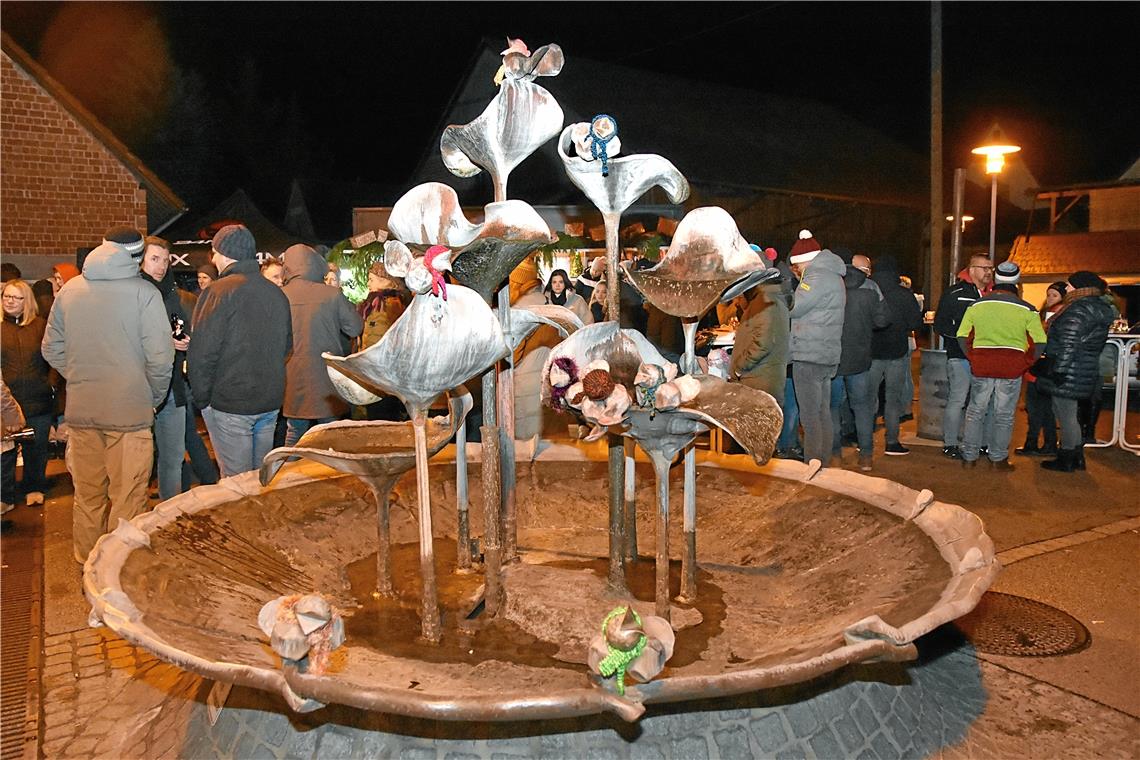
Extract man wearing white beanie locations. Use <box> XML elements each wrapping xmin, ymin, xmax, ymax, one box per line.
<box><xmin>955</xmin><ymin>261</ymin><xmax>1046</xmax><ymax>470</ymax></box>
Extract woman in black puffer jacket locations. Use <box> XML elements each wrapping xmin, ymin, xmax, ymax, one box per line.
<box><xmin>1036</xmin><ymin>271</ymin><xmax>1114</xmax><ymax>472</ymax></box>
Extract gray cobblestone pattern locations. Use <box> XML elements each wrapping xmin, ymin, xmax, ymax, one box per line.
<box><xmin>169</xmin><ymin>636</ymin><xmax>985</xmax><ymax>760</ymax></box>
<box><xmin>41</xmin><ymin>627</ymin><xmax>1139</xmax><ymax>759</ymax></box>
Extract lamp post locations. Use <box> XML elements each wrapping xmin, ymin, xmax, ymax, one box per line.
<box><xmin>971</xmin><ymin>139</ymin><xmax>1020</xmax><ymax>258</ymax></box>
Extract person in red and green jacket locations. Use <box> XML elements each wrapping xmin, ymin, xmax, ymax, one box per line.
<box><xmin>955</xmin><ymin>261</ymin><xmax>1046</xmax><ymax>470</ymax></box>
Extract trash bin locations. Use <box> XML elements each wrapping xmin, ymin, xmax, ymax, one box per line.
<box><xmin>918</xmin><ymin>349</ymin><xmax>948</xmax><ymax>441</ymax></box>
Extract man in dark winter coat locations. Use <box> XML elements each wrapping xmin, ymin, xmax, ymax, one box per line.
<box><xmin>830</xmin><ymin>264</ymin><xmax>889</xmax><ymax>471</ymax></box>
<box><xmin>787</xmin><ymin>230</ymin><xmax>846</xmax><ymax>466</ymax></box>
<box><xmin>955</xmin><ymin>262</ymin><xmax>1046</xmax><ymax>470</ymax></box>
<box><xmin>42</xmin><ymin>227</ymin><xmax>173</xmax><ymax>562</ymax></box>
<box><xmin>867</xmin><ymin>256</ymin><xmax>924</xmax><ymax>456</ymax></box>
<box><xmin>1036</xmin><ymin>270</ymin><xmax>1115</xmax><ymax>472</ymax></box>
<box><xmin>140</xmin><ymin>237</ymin><xmax>197</xmax><ymax>500</ymax></box>
<box><xmin>280</xmin><ymin>244</ymin><xmax>363</xmax><ymax>444</ymax></box>
<box><xmin>189</xmin><ymin>225</ymin><xmax>293</xmax><ymax>477</ymax></box>
<box><xmin>933</xmin><ymin>254</ymin><xmax>994</xmax><ymax>457</ymax></box>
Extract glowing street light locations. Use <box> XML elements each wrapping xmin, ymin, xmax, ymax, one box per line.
<box><xmin>946</xmin><ymin>214</ymin><xmax>975</xmax><ymax>234</ymax></box>
<box><xmin>971</xmin><ymin>137</ymin><xmax>1020</xmax><ymax>257</ymax></box>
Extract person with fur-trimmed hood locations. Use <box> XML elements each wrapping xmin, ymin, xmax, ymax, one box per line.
<box><xmin>280</xmin><ymin>244</ymin><xmax>363</xmax><ymax>445</ymax></box>
<box><xmin>42</xmin><ymin>227</ymin><xmax>174</xmax><ymax>562</ymax></box>
<box><xmin>787</xmin><ymin>229</ymin><xmax>846</xmax><ymax>467</ymax></box>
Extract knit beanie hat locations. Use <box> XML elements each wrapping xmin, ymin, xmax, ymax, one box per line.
<box><xmin>211</xmin><ymin>224</ymin><xmax>256</xmax><ymax>262</ymax></box>
<box><xmin>994</xmin><ymin>261</ymin><xmax>1020</xmax><ymax>285</ymax></box>
<box><xmin>52</xmin><ymin>263</ymin><xmax>80</xmax><ymax>284</ymax></box>
<box><xmin>1068</xmin><ymin>270</ymin><xmax>1104</xmax><ymax>291</ymax></box>
<box><xmin>104</xmin><ymin>226</ymin><xmax>145</xmax><ymax>258</ymax></box>
<box><xmin>1047</xmin><ymin>281</ymin><xmax>1069</xmax><ymax>297</ymax></box>
<box><xmin>197</xmin><ymin>262</ymin><xmax>219</xmax><ymax>280</ymax></box>
<box><xmin>788</xmin><ymin>229</ymin><xmax>822</xmax><ymax>265</ymax></box>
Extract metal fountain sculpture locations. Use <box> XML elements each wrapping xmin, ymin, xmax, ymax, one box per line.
<box><xmin>80</xmin><ymin>38</ymin><xmax>1000</xmax><ymax>727</ymax></box>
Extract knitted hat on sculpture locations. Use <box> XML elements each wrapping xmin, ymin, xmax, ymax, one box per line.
<box><xmin>211</xmin><ymin>224</ymin><xmax>257</xmax><ymax>262</ymax></box>
<box><xmin>104</xmin><ymin>226</ymin><xmax>145</xmax><ymax>258</ymax></box>
<box><xmin>1068</xmin><ymin>270</ymin><xmax>1104</xmax><ymax>291</ymax></box>
<box><xmin>994</xmin><ymin>261</ymin><xmax>1020</xmax><ymax>285</ymax></box>
<box><xmin>788</xmin><ymin>229</ymin><xmax>822</xmax><ymax>265</ymax></box>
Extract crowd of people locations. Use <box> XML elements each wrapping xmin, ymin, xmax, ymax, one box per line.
<box><xmin>0</xmin><ymin>221</ymin><xmax>1121</xmax><ymax>552</ymax></box>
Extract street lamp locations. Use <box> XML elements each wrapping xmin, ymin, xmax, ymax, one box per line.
<box><xmin>945</xmin><ymin>214</ymin><xmax>975</xmax><ymax>234</ymax></box>
<box><xmin>971</xmin><ymin>137</ymin><xmax>1020</xmax><ymax>258</ymax></box>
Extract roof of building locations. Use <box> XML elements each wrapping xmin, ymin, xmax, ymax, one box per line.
<box><xmin>0</xmin><ymin>32</ymin><xmax>186</xmax><ymax>230</ymax></box>
<box><xmin>165</xmin><ymin>188</ymin><xmax>319</xmax><ymax>257</ymax></box>
<box><xmin>1009</xmin><ymin>230</ymin><xmax>1140</xmax><ymax>278</ymax></box>
<box><xmin>410</xmin><ymin>40</ymin><xmax>928</xmax><ymax>209</ymax></box>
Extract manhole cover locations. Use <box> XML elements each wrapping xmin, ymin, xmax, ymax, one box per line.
<box><xmin>955</xmin><ymin>592</ymin><xmax>1090</xmax><ymax>657</ymax></box>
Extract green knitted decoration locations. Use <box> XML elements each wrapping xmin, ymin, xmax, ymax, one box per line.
<box><xmin>598</xmin><ymin>607</ymin><xmax>647</xmax><ymax>696</ymax></box>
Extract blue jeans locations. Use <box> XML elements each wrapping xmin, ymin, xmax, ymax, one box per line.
<box><xmin>153</xmin><ymin>388</ymin><xmax>187</xmax><ymax>500</ymax></box>
<box><xmin>866</xmin><ymin>357</ymin><xmax>909</xmax><ymax>447</ymax></box>
<box><xmin>831</xmin><ymin>371</ymin><xmax>874</xmax><ymax>457</ymax></box>
<box><xmin>962</xmin><ymin>377</ymin><xmax>1022</xmax><ymax>462</ymax></box>
<box><xmin>777</xmin><ymin>377</ymin><xmax>800</xmax><ymax>452</ymax></box>
<box><xmin>201</xmin><ymin>407</ymin><xmax>278</xmax><ymax>478</ymax></box>
<box><xmin>943</xmin><ymin>358</ymin><xmax>972</xmax><ymax>446</ymax></box>
<box><xmin>284</xmin><ymin>417</ymin><xmax>336</xmax><ymax>447</ymax></box>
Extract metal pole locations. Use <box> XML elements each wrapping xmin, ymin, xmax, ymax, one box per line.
<box><xmin>949</xmin><ymin>168</ymin><xmax>964</xmax><ymax>286</ymax></box>
<box><xmin>989</xmin><ymin>174</ymin><xmax>998</xmax><ymax>259</ymax></box>
<box><xmin>929</xmin><ymin>0</ymin><xmax>944</xmax><ymax>308</ymax></box>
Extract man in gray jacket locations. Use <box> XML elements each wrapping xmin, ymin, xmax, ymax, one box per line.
<box><xmin>787</xmin><ymin>230</ymin><xmax>846</xmax><ymax>467</ymax></box>
<box><xmin>280</xmin><ymin>244</ymin><xmax>363</xmax><ymax>444</ymax></box>
<box><xmin>42</xmin><ymin>227</ymin><xmax>174</xmax><ymax>562</ymax></box>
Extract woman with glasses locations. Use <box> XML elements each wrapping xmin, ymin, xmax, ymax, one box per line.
<box><xmin>1</xmin><ymin>280</ymin><xmax>54</xmax><ymax>506</ymax></box>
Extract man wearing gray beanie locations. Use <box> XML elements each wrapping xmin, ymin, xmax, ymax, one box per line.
<box><xmin>188</xmin><ymin>225</ymin><xmax>293</xmax><ymax>477</ymax></box>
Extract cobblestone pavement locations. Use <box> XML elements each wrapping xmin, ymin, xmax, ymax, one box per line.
<box><xmin>37</xmin><ymin>625</ymin><xmax>1140</xmax><ymax>759</ymax></box>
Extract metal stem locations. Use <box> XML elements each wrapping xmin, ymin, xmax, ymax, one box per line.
<box><xmin>455</xmin><ymin>414</ymin><xmax>470</xmax><ymax>571</ymax></box>
<box><xmin>679</xmin><ymin>319</ymin><xmax>699</xmax><ymax>602</ymax></box>
<box><xmin>497</xmin><ymin>284</ymin><xmax>517</xmax><ymax>562</ymax></box>
<box><xmin>607</xmin><ymin>436</ymin><xmax>627</xmax><ymax>593</ymax></box>
<box><xmin>369</xmin><ymin>481</ymin><xmax>394</xmax><ymax>597</ymax></box>
<box><xmin>623</xmin><ymin>439</ymin><xmax>638</xmax><ymax>561</ymax></box>
<box><xmin>412</xmin><ymin>410</ymin><xmax>441</xmax><ymax>643</ymax></box>
<box><xmin>649</xmin><ymin>451</ymin><xmax>672</xmax><ymax>622</ymax></box>
<box><xmin>481</xmin><ymin>425</ymin><xmax>503</xmax><ymax>616</ymax></box>
<box><xmin>603</xmin><ymin>211</ymin><xmax>621</xmax><ymax>322</ymax></box>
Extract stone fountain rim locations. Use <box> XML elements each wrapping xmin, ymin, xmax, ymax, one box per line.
<box><xmin>82</xmin><ymin>451</ymin><xmax>999</xmax><ymax>723</ymax></box>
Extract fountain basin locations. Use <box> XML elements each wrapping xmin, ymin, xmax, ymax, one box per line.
<box><xmin>83</xmin><ymin>453</ymin><xmax>997</xmax><ymax>722</ymax></box>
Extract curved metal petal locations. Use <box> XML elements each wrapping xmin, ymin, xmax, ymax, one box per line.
<box><xmin>504</xmin><ymin>304</ymin><xmax>582</xmax><ymax>351</ymax></box>
<box><xmin>557</xmin><ymin>125</ymin><xmax>690</xmax><ymax>216</ymax></box>
<box><xmin>440</xmin><ymin>79</ymin><xmax>564</xmax><ymax>186</ymax></box>
<box><xmin>387</xmin><ymin>184</ymin><xmax>480</xmax><ymax>247</ymax></box>
<box><xmin>676</xmin><ymin>376</ymin><xmax>783</xmax><ymax>465</ymax></box>
<box><xmin>258</xmin><ymin>410</ymin><xmax>465</xmax><ymax>487</ymax></box>
<box><xmin>324</xmin><ymin>285</ymin><xmax>509</xmax><ymax>410</ymax></box>
<box><xmin>624</xmin><ymin>207</ymin><xmax>771</xmax><ymax>319</ymax></box>
<box><xmin>448</xmin><ymin>200</ymin><xmax>556</xmax><ymax>301</ymax></box>
<box><xmin>502</xmin><ymin>43</ymin><xmax>564</xmax><ymax>82</ymax></box>
<box><xmin>542</xmin><ymin>322</ymin><xmax>669</xmax><ymax>408</ymax></box>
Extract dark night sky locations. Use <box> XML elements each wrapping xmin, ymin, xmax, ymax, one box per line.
<box><xmin>3</xmin><ymin>2</ymin><xmax>1138</xmax><ymax>232</ymax></box>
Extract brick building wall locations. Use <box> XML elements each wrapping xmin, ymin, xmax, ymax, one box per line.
<box><xmin>1</xmin><ymin>50</ymin><xmax>147</xmax><ymax>259</ymax></box>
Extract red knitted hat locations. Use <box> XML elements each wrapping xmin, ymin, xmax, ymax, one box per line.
<box><xmin>788</xmin><ymin>229</ymin><xmax>822</xmax><ymax>264</ymax></box>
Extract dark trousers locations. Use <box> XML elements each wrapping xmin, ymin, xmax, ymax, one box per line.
<box><xmin>181</xmin><ymin>402</ymin><xmax>219</xmax><ymax>489</ymax></box>
<box><xmin>1</xmin><ymin>447</ymin><xmax>17</xmax><ymax>504</ymax></box>
<box><xmin>1024</xmin><ymin>381</ymin><xmax>1056</xmax><ymax>450</ymax></box>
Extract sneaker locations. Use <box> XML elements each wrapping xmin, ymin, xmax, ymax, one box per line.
<box><xmin>990</xmin><ymin>458</ymin><xmax>1016</xmax><ymax>472</ymax></box>
<box><xmin>979</xmin><ymin>446</ymin><xmax>989</xmax><ymax>457</ymax></box>
<box><xmin>1014</xmin><ymin>446</ymin><xmax>1042</xmax><ymax>457</ymax></box>
<box><xmin>858</xmin><ymin>456</ymin><xmax>873</xmax><ymax>472</ymax></box>
<box><xmin>941</xmin><ymin>446</ymin><xmax>962</xmax><ymax>460</ymax></box>
<box><xmin>885</xmin><ymin>442</ymin><xmax>910</xmax><ymax>456</ymax></box>
<box><xmin>25</xmin><ymin>491</ymin><xmax>44</xmax><ymax>506</ymax></box>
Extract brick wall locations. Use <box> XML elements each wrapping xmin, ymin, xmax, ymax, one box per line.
<box><xmin>1</xmin><ymin>50</ymin><xmax>147</xmax><ymax>258</ymax></box>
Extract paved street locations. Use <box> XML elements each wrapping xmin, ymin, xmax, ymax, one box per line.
<box><xmin>2</xmin><ymin>414</ymin><xmax>1138</xmax><ymax>759</ymax></box>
